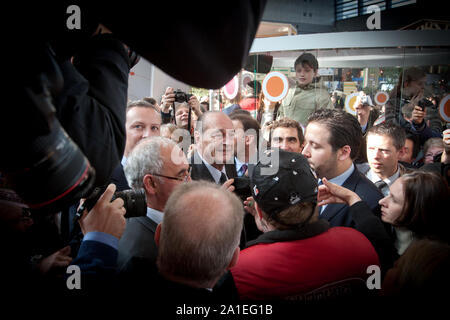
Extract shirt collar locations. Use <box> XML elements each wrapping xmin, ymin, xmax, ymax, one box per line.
<box><xmin>325</xmin><ymin>163</ymin><xmax>355</xmax><ymax>187</ymax></box>
<box><xmin>198</xmin><ymin>152</ymin><xmax>227</xmax><ymax>184</ymax></box>
<box><xmin>147</xmin><ymin>207</ymin><xmax>163</xmax><ymax>224</ymax></box>
<box><xmin>367</xmin><ymin>167</ymin><xmax>400</xmax><ymax>187</ymax></box>
<box><xmin>121</xmin><ymin>156</ymin><xmax>127</xmax><ymax>167</ymax></box>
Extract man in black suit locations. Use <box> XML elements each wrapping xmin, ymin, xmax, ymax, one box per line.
<box><xmin>302</xmin><ymin>109</ymin><xmax>383</xmax><ymax>227</ymax></box>
<box><xmin>110</xmin><ymin>100</ymin><xmax>161</xmax><ymax>191</ymax></box>
<box><xmin>229</xmin><ymin>113</ymin><xmax>261</xmax><ymax>177</ymax></box>
<box><xmin>190</xmin><ymin>111</ymin><xmax>237</xmax><ymax>184</ymax></box>
<box><xmin>154</xmin><ymin>181</ymin><xmax>243</xmax><ymax>301</ymax></box>
<box><xmin>116</xmin><ymin>137</ymin><xmax>190</xmax><ymax>283</ymax></box>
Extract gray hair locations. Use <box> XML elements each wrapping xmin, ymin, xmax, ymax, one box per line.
<box><xmin>157</xmin><ymin>181</ymin><xmax>244</xmax><ymax>287</ymax></box>
<box><xmin>124</xmin><ymin>136</ymin><xmax>177</xmax><ymax>189</ymax></box>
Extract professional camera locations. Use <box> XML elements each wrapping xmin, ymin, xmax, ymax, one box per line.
<box><xmin>417</xmin><ymin>98</ymin><xmax>435</xmax><ymax>111</ymax></box>
<box><xmin>174</xmin><ymin>90</ymin><xmax>193</xmax><ymax>103</ymax></box>
<box><xmin>78</xmin><ymin>187</ymin><xmax>147</xmax><ymax>219</ymax></box>
<box><xmin>1</xmin><ymin>44</ymin><xmax>96</xmax><ymax>216</ymax></box>
<box><xmin>232</xmin><ymin>176</ymin><xmax>252</xmax><ymax>202</ymax></box>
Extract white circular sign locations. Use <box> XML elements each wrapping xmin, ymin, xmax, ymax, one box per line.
<box><xmin>374</xmin><ymin>91</ymin><xmax>389</xmax><ymax>106</ymax></box>
<box><xmin>439</xmin><ymin>93</ymin><xmax>450</xmax><ymax>122</ymax></box>
<box><xmin>262</xmin><ymin>71</ymin><xmax>289</xmax><ymax>102</ymax></box>
<box><xmin>223</xmin><ymin>76</ymin><xmax>239</xmax><ymax>100</ymax></box>
<box><xmin>241</xmin><ymin>73</ymin><xmax>254</xmax><ymax>89</ymax></box>
<box><xmin>344</xmin><ymin>92</ymin><xmax>359</xmax><ymax>116</ymax></box>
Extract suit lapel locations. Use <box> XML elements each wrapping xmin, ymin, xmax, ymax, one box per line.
<box><xmin>189</xmin><ymin>151</ymin><xmax>216</xmax><ymax>182</ymax></box>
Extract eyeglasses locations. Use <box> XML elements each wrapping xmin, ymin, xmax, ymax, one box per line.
<box><xmin>151</xmin><ymin>168</ymin><xmax>191</xmax><ymax>182</ymax></box>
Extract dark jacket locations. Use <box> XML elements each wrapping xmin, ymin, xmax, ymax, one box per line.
<box><xmin>117</xmin><ymin>216</ymin><xmax>159</xmax><ymax>283</ymax></box>
<box><xmin>321</xmin><ymin>167</ymin><xmax>383</xmax><ymax>228</ymax></box>
<box><xmin>110</xmin><ymin>163</ymin><xmax>131</xmax><ymax>192</ymax></box>
<box><xmin>54</xmin><ymin>34</ymin><xmax>131</xmax><ymax>186</ymax></box>
<box><xmin>189</xmin><ymin>151</ymin><xmax>237</xmax><ymax>184</ymax></box>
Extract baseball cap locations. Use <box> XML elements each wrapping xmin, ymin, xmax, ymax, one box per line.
<box><xmin>250</xmin><ymin>149</ymin><xmax>318</xmax><ymax>216</ymax></box>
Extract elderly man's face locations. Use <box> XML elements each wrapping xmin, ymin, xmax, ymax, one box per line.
<box><xmin>197</xmin><ymin>113</ymin><xmax>235</xmax><ymax>167</ymax></box>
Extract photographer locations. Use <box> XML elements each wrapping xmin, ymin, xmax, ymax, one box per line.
<box><xmin>385</xmin><ymin>67</ymin><xmax>442</xmax><ymax>146</ymax></box>
<box><xmin>160</xmin><ymin>87</ymin><xmax>203</xmax><ymax>127</ymax></box>
<box><xmin>69</xmin><ymin>183</ymin><xmax>126</xmax><ymax>292</ymax></box>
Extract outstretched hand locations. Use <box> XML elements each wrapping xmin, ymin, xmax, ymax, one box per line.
<box><xmin>317</xmin><ymin>178</ymin><xmax>362</xmax><ymax>207</ymax></box>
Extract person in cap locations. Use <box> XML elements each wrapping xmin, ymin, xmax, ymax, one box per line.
<box><xmin>230</xmin><ymin>149</ymin><xmax>380</xmax><ymax>300</ymax></box>
<box><xmin>354</xmin><ymin>92</ymin><xmax>380</xmax><ymax>135</ymax></box>
<box><xmin>277</xmin><ymin>52</ymin><xmax>333</xmax><ymax>127</ymax></box>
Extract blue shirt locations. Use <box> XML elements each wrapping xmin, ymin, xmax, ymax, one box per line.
<box><xmin>147</xmin><ymin>207</ymin><xmax>164</xmax><ymax>224</ymax></box>
<box><xmin>83</xmin><ymin>232</ymin><xmax>119</xmax><ymax>250</ymax></box>
<box><xmin>319</xmin><ymin>163</ymin><xmax>355</xmax><ymax>214</ymax></box>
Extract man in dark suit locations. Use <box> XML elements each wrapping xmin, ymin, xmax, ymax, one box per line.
<box><xmin>110</xmin><ymin>100</ymin><xmax>161</xmax><ymax>191</ymax></box>
<box><xmin>190</xmin><ymin>111</ymin><xmax>237</xmax><ymax>184</ymax></box>
<box><xmin>302</xmin><ymin>109</ymin><xmax>383</xmax><ymax>228</ymax></box>
<box><xmin>117</xmin><ymin>137</ymin><xmax>190</xmax><ymax>284</ymax></box>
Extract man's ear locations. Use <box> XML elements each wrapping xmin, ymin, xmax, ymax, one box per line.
<box><xmin>227</xmin><ymin>247</ymin><xmax>240</xmax><ymax>270</ymax></box>
<box><xmin>154</xmin><ymin>223</ymin><xmax>162</xmax><ymax>247</ymax></box>
<box><xmin>398</xmin><ymin>146</ymin><xmax>406</xmax><ymax>159</ymax></box>
<box><xmin>255</xmin><ymin>201</ymin><xmax>264</xmax><ymax>220</ymax></box>
<box><xmin>338</xmin><ymin>145</ymin><xmax>352</xmax><ymax>161</ymax></box>
<box><xmin>143</xmin><ymin>174</ymin><xmax>157</xmax><ymax>195</ymax></box>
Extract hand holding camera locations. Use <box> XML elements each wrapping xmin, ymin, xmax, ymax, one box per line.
<box><xmin>78</xmin><ymin>184</ymin><xmax>126</xmax><ymax>239</ymax></box>
<box><xmin>161</xmin><ymin>87</ymin><xmax>175</xmax><ymax>113</ymax></box>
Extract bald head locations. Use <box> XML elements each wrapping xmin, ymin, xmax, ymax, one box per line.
<box><xmin>157</xmin><ymin>181</ymin><xmax>243</xmax><ymax>288</ymax></box>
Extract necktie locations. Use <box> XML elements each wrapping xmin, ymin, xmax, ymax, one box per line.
<box><xmin>219</xmin><ymin>172</ymin><xmax>228</xmax><ymax>184</ymax></box>
<box><xmin>374</xmin><ymin>180</ymin><xmax>388</xmax><ymax>192</ymax></box>
<box><xmin>238</xmin><ymin>164</ymin><xmax>248</xmax><ymax>177</ymax></box>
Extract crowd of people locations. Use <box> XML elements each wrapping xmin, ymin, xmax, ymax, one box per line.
<box><xmin>1</xmin><ymin>35</ymin><xmax>449</xmax><ymax>310</ymax></box>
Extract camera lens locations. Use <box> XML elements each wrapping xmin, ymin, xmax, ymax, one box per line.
<box><xmin>1</xmin><ymin>119</ymin><xmax>96</xmax><ymax>215</ymax></box>
<box><xmin>113</xmin><ymin>189</ymin><xmax>147</xmax><ymax>218</ymax></box>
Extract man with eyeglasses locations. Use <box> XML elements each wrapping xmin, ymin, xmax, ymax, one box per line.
<box><xmin>116</xmin><ymin>136</ymin><xmax>190</xmax><ymax>285</ymax></box>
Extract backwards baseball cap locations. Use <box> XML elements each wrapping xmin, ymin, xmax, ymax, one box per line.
<box><xmin>250</xmin><ymin>149</ymin><xmax>318</xmax><ymax>216</ymax></box>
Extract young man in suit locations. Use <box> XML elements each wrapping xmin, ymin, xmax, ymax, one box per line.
<box><xmin>229</xmin><ymin>113</ymin><xmax>260</xmax><ymax>177</ymax></box>
<box><xmin>117</xmin><ymin>137</ymin><xmax>190</xmax><ymax>283</ymax></box>
<box><xmin>302</xmin><ymin>109</ymin><xmax>383</xmax><ymax>227</ymax></box>
<box><xmin>110</xmin><ymin>100</ymin><xmax>161</xmax><ymax>191</ymax></box>
<box><xmin>359</xmin><ymin>123</ymin><xmax>410</xmax><ymax>196</ymax></box>
<box><xmin>190</xmin><ymin>111</ymin><xmax>237</xmax><ymax>184</ymax></box>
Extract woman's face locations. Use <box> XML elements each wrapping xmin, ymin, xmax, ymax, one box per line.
<box><xmin>379</xmin><ymin>178</ymin><xmax>405</xmax><ymax>225</ymax></box>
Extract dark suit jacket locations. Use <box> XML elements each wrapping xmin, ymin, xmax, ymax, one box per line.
<box><xmin>117</xmin><ymin>216</ymin><xmax>158</xmax><ymax>281</ymax></box>
<box><xmin>110</xmin><ymin>163</ymin><xmax>130</xmax><ymax>191</ymax></box>
<box><xmin>189</xmin><ymin>151</ymin><xmax>237</xmax><ymax>184</ymax></box>
<box><xmin>320</xmin><ymin>167</ymin><xmax>384</xmax><ymax>228</ymax></box>
<box><xmin>69</xmin><ymin>240</ymin><xmax>119</xmax><ymax>292</ymax></box>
